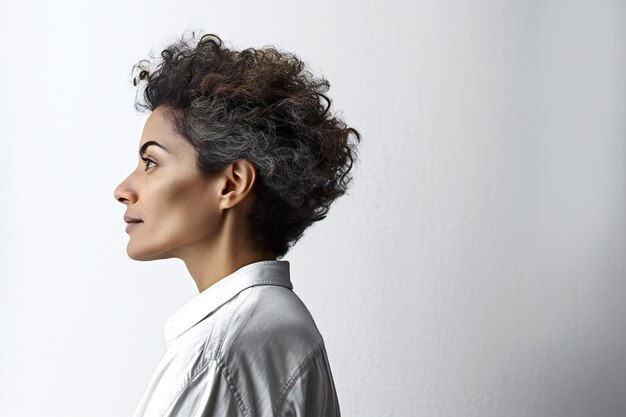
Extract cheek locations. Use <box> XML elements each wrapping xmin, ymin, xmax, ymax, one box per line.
<box><xmin>158</xmin><ymin>179</ymin><xmax>218</xmax><ymax>238</ymax></box>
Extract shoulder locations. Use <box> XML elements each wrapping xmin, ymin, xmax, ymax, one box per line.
<box><xmin>220</xmin><ymin>285</ymin><xmax>325</xmax><ymax>361</ymax></box>
<box><xmin>205</xmin><ymin>285</ymin><xmax>330</xmax><ymax>416</ymax></box>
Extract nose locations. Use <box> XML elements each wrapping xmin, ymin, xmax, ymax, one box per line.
<box><xmin>113</xmin><ymin>175</ymin><xmax>138</xmax><ymax>205</ymax></box>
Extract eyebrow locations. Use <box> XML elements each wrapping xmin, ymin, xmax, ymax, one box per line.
<box><xmin>139</xmin><ymin>140</ymin><xmax>170</xmax><ymax>157</ymax></box>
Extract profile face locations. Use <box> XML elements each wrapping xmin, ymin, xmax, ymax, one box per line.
<box><xmin>113</xmin><ymin>106</ymin><xmax>220</xmax><ymax>261</ymax></box>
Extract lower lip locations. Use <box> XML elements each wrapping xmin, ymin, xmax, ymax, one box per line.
<box><xmin>125</xmin><ymin>221</ymin><xmax>143</xmax><ymax>232</ymax></box>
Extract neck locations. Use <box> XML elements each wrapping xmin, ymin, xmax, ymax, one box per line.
<box><xmin>177</xmin><ymin>214</ymin><xmax>275</xmax><ymax>293</ymax></box>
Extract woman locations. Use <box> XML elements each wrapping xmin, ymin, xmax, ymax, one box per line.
<box><xmin>114</xmin><ymin>31</ymin><xmax>360</xmax><ymax>417</ymax></box>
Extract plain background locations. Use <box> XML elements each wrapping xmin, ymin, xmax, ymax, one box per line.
<box><xmin>1</xmin><ymin>1</ymin><xmax>624</xmax><ymax>416</ymax></box>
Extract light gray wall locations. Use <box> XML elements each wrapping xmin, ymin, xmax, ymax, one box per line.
<box><xmin>0</xmin><ymin>1</ymin><xmax>624</xmax><ymax>416</ymax></box>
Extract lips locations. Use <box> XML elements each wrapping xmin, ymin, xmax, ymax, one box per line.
<box><xmin>124</xmin><ymin>215</ymin><xmax>143</xmax><ymax>233</ymax></box>
<box><xmin>125</xmin><ymin>221</ymin><xmax>143</xmax><ymax>233</ymax></box>
<box><xmin>124</xmin><ymin>215</ymin><xmax>143</xmax><ymax>224</ymax></box>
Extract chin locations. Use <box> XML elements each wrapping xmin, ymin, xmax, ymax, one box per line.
<box><xmin>126</xmin><ymin>243</ymin><xmax>174</xmax><ymax>261</ymax></box>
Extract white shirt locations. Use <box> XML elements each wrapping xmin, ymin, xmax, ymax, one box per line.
<box><xmin>131</xmin><ymin>260</ymin><xmax>341</xmax><ymax>417</ymax></box>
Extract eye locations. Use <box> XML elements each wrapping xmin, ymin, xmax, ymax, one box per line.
<box><xmin>141</xmin><ymin>157</ymin><xmax>156</xmax><ymax>171</ymax></box>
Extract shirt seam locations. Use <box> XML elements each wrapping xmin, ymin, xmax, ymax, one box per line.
<box><xmin>216</xmin><ymin>357</ymin><xmax>249</xmax><ymax>417</ymax></box>
<box><xmin>157</xmin><ymin>358</ymin><xmax>246</xmax><ymax>417</ymax></box>
<box><xmin>216</xmin><ymin>289</ymin><xmax>253</xmax><ymax>358</ymax></box>
<box><xmin>203</xmin><ymin>290</ymin><xmax>252</xmax><ymax>415</ymax></box>
<box><xmin>251</xmin><ymin>279</ymin><xmax>292</xmax><ymax>287</ymax></box>
<box><xmin>274</xmin><ymin>342</ymin><xmax>326</xmax><ymax>414</ymax></box>
<box><xmin>159</xmin><ymin>359</ymin><xmax>210</xmax><ymax>417</ymax></box>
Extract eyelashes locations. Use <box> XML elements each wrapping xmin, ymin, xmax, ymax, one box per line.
<box><xmin>141</xmin><ymin>157</ymin><xmax>156</xmax><ymax>171</ymax></box>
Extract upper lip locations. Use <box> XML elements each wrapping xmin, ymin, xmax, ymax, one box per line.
<box><xmin>124</xmin><ymin>215</ymin><xmax>143</xmax><ymax>223</ymax></box>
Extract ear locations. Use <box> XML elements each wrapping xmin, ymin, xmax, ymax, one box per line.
<box><xmin>218</xmin><ymin>159</ymin><xmax>257</xmax><ymax>211</ymax></box>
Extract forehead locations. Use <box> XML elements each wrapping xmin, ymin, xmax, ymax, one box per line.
<box><xmin>145</xmin><ymin>106</ymin><xmax>173</xmax><ymax>130</ymax></box>
<box><xmin>139</xmin><ymin>107</ymin><xmax>188</xmax><ymax>154</ymax></box>
<box><xmin>141</xmin><ymin>106</ymin><xmax>173</xmax><ymax>140</ymax></box>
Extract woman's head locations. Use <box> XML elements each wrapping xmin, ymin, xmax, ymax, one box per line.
<box><xmin>116</xmin><ymin>31</ymin><xmax>361</xmax><ymax>260</ymax></box>
<box><xmin>114</xmin><ymin>105</ymin><xmax>263</xmax><ymax>262</ymax></box>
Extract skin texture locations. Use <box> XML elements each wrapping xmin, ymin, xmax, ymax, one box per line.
<box><xmin>113</xmin><ymin>106</ymin><xmax>276</xmax><ymax>293</ymax></box>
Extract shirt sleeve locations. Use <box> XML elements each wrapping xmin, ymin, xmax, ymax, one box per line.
<box><xmin>278</xmin><ymin>346</ymin><xmax>341</xmax><ymax>417</ymax></box>
<box><xmin>162</xmin><ymin>359</ymin><xmax>244</xmax><ymax>417</ymax></box>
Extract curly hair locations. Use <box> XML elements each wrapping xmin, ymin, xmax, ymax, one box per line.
<box><xmin>130</xmin><ymin>30</ymin><xmax>361</xmax><ymax>259</ymax></box>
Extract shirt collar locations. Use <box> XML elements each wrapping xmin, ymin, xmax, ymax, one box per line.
<box><xmin>163</xmin><ymin>260</ymin><xmax>292</xmax><ymax>346</ymax></box>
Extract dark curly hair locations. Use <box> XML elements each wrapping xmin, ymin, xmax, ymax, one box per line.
<box><xmin>130</xmin><ymin>30</ymin><xmax>361</xmax><ymax>259</ymax></box>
